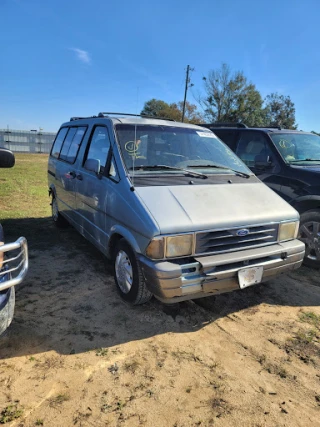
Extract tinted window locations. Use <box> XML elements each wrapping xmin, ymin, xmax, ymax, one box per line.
<box><xmin>59</xmin><ymin>128</ymin><xmax>77</xmax><ymax>161</ymax></box>
<box><xmin>51</xmin><ymin>127</ymin><xmax>68</xmax><ymax>159</ymax></box>
<box><xmin>64</xmin><ymin>127</ymin><xmax>86</xmax><ymax>163</ymax></box>
<box><xmin>236</xmin><ymin>132</ymin><xmax>273</xmax><ymax>168</ymax></box>
<box><xmin>213</xmin><ymin>130</ymin><xmax>238</xmax><ymax>151</ymax></box>
<box><xmin>85</xmin><ymin>126</ymin><xmax>111</xmax><ymax>173</ymax></box>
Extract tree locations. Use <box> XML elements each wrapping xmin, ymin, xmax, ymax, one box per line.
<box><xmin>141</xmin><ymin>99</ymin><xmax>204</xmax><ymax>123</ymax></box>
<box><xmin>264</xmin><ymin>93</ymin><xmax>297</xmax><ymax>129</ymax></box>
<box><xmin>201</xmin><ymin>63</ymin><xmax>265</xmax><ymax>126</ymax></box>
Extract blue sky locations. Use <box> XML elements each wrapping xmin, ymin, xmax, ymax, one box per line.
<box><xmin>1</xmin><ymin>0</ymin><xmax>320</xmax><ymax>132</ymax></box>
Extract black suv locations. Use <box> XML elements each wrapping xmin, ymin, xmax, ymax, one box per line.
<box><xmin>201</xmin><ymin>123</ymin><xmax>320</xmax><ymax>268</ymax></box>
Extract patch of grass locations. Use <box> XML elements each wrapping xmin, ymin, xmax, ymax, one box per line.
<box><xmin>35</xmin><ymin>419</ymin><xmax>44</xmax><ymax>426</ymax></box>
<box><xmin>0</xmin><ymin>403</ymin><xmax>24</xmax><ymax>424</ymax></box>
<box><xmin>208</xmin><ymin>397</ymin><xmax>232</xmax><ymax>418</ymax></box>
<box><xmin>285</xmin><ymin>328</ymin><xmax>319</xmax><ymax>365</ymax></box>
<box><xmin>265</xmin><ymin>363</ymin><xmax>288</xmax><ymax>378</ymax></box>
<box><xmin>95</xmin><ymin>348</ymin><xmax>109</xmax><ymax>357</ymax></box>
<box><xmin>124</xmin><ymin>360</ymin><xmax>140</xmax><ymax>374</ymax></box>
<box><xmin>0</xmin><ymin>154</ymin><xmax>50</xmax><ymax>221</ymax></box>
<box><xmin>299</xmin><ymin>311</ymin><xmax>320</xmax><ymax>329</ymax></box>
<box><xmin>49</xmin><ymin>393</ymin><xmax>70</xmax><ymax>408</ymax></box>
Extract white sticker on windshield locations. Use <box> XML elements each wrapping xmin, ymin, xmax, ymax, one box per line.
<box><xmin>196</xmin><ymin>131</ymin><xmax>216</xmax><ymax>138</ymax></box>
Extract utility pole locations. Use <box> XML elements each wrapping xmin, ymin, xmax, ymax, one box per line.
<box><xmin>181</xmin><ymin>65</ymin><xmax>194</xmax><ymax>122</ymax></box>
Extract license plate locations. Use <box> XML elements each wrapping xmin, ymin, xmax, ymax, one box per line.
<box><xmin>238</xmin><ymin>266</ymin><xmax>263</xmax><ymax>289</ymax></box>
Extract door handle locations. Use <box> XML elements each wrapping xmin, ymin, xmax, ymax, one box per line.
<box><xmin>68</xmin><ymin>171</ymin><xmax>76</xmax><ymax>178</ymax></box>
<box><xmin>76</xmin><ymin>174</ymin><xmax>83</xmax><ymax>181</ymax></box>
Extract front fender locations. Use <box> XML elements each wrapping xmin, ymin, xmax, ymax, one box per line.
<box><xmin>108</xmin><ymin>225</ymin><xmax>151</xmax><ymax>258</ymax></box>
<box><xmin>291</xmin><ymin>196</ymin><xmax>320</xmax><ymax>213</ymax></box>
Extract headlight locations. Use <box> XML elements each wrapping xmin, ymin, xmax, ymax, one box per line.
<box><xmin>166</xmin><ymin>234</ymin><xmax>193</xmax><ymax>258</ymax></box>
<box><xmin>278</xmin><ymin>221</ymin><xmax>299</xmax><ymax>241</ymax></box>
<box><xmin>146</xmin><ymin>234</ymin><xmax>194</xmax><ymax>259</ymax></box>
<box><xmin>145</xmin><ymin>237</ymin><xmax>165</xmax><ymax>260</ymax></box>
<box><xmin>0</xmin><ymin>242</ymin><xmax>3</xmax><ymax>269</ymax></box>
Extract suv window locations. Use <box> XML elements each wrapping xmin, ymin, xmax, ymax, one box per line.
<box><xmin>51</xmin><ymin>127</ymin><xmax>68</xmax><ymax>159</ymax></box>
<box><xmin>236</xmin><ymin>132</ymin><xmax>273</xmax><ymax>167</ymax></box>
<box><xmin>213</xmin><ymin>130</ymin><xmax>238</xmax><ymax>151</ymax></box>
<box><xmin>84</xmin><ymin>126</ymin><xmax>111</xmax><ymax>173</ymax></box>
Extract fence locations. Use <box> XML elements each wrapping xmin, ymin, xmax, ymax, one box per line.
<box><xmin>0</xmin><ymin>129</ymin><xmax>56</xmax><ymax>154</ymax></box>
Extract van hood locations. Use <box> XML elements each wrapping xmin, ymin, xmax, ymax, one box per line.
<box><xmin>135</xmin><ymin>182</ymin><xmax>299</xmax><ymax>234</ymax></box>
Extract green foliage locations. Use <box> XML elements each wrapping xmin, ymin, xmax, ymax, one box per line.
<box><xmin>201</xmin><ymin>63</ymin><xmax>297</xmax><ymax>128</ymax></box>
<box><xmin>264</xmin><ymin>92</ymin><xmax>297</xmax><ymax>129</ymax></box>
<box><xmin>201</xmin><ymin>63</ymin><xmax>265</xmax><ymax>126</ymax></box>
<box><xmin>141</xmin><ymin>99</ymin><xmax>204</xmax><ymax>124</ymax></box>
<box><xmin>0</xmin><ymin>404</ymin><xmax>23</xmax><ymax>424</ymax></box>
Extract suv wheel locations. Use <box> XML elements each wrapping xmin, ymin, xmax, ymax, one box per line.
<box><xmin>113</xmin><ymin>239</ymin><xmax>152</xmax><ymax>305</ymax></box>
<box><xmin>299</xmin><ymin>210</ymin><xmax>320</xmax><ymax>268</ymax></box>
<box><xmin>51</xmin><ymin>195</ymin><xmax>68</xmax><ymax>228</ymax></box>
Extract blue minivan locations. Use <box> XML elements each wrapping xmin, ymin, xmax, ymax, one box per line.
<box><xmin>48</xmin><ymin>113</ymin><xmax>305</xmax><ymax>305</ymax></box>
<box><xmin>0</xmin><ymin>148</ymin><xmax>28</xmax><ymax>335</ymax></box>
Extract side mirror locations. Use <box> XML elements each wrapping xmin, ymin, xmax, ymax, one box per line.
<box><xmin>84</xmin><ymin>158</ymin><xmax>100</xmax><ymax>174</ymax></box>
<box><xmin>254</xmin><ymin>154</ymin><xmax>273</xmax><ymax>169</ymax></box>
<box><xmin>0</xmin><ymin>148</ymin><xmax>15</xmax><ymax>168</ymax></box>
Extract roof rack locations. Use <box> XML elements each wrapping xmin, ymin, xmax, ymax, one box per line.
<box><xmin>254</xmin><ymin>126</ymin><xmax>283</xmax><ymax>130</ymax></box>
<box><xmin>70</xmin><ymin>115</ymin><xmax>99</xmax><ymax>121</ymax></box>
<box><xmin>203</xmin><ymin>122</ymin><xmax>248</xmax><ymax>128</ymax></box>
<box><xmin>98</xmin><ymin>112</ymin><xmax>176</xmax><ymax>121</ymax></box>
<box><xmin>70</xmin><ymin>113</ymin><xmax>176</xmax><ymax>122</ymax></box>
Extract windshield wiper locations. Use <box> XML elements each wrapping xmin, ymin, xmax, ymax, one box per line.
<box><xmin>185</xmin><ymin>164</ymin><xmax>251</xmax><ymax>179</ymax></box>
<box><xmin>128</xmin><ymin>164</ymin><xmax>208</xmax><ymax>179</ymax></box>
<box><xmin>290</xmin><ymin>159</ymin><xmax>320</xmax><ymax>162</ymax></box>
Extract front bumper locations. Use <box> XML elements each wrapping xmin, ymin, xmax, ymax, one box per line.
<box><xmin>0</xmin><ymin>237</ymin><xmax>28</xmax><ymax>292</ymax></box>
<box><xmin>138</xmin><ymin>239</ymin><xmax>305</xmax><ymax>303</ymax></box>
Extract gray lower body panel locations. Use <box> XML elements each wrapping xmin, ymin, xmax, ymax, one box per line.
<box><xmin>138</xmin><ymin>240</ymin><xmax>305</xmax><ymax>303</ymax></box>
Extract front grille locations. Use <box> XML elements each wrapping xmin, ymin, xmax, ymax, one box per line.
<box><xmin>195</xmin><ymin>224</ymin><xmax>279</xmax><ymax>255</ymax></box>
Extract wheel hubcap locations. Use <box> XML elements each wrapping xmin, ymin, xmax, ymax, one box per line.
<box><xmin>115</xmin><ymin>250</ymin><xmax>133</xmax><ymax>294</ymax></box>
<box><xmin>52</xmin><ymin>198</ymin><xmax>59</xmax><ymax>221</ymax></box>
<box><xmin>299</xmin><ymin>221</ymin><xmax>320</xmax><ymax>261</ymax></box>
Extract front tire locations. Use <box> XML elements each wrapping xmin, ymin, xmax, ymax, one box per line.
<box><xmin>113</xmin><ymin>239</ymin><xmax>152</xmax><ymax>305</ymax></box>
<box><xmin>299</xmin><ymin>210</ymin><xmax>320</xmax><ymax>268</ymax></box>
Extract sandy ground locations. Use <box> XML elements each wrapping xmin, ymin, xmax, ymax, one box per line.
<box><xmin>0</xmin><ymin>220</ymin><xmax>320</xmax><ymax>427</ymax></box>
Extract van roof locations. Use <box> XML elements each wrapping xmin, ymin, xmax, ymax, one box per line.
<box><xmin>62</xmin><ymin>113</ymin><xmax>208</xmax><ymax>130</ymax></box>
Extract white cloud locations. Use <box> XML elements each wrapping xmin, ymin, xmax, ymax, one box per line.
<box><xmin>70</xmin><ymin>48</ymin><xmax>91</xmax><ymax>64</ymax></box>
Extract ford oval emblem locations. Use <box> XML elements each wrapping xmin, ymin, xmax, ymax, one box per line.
<box><xmin>236</xmin><ymin>229</ymin><xmax>250</xmax><ymax>237</ymax></box>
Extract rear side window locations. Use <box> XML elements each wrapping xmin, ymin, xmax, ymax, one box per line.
<box><xmin>60</xmin><ymin>128</ymin><xmax>77</xmax><ymax>161</ymax></box>
<box><xmin>51</xmin><ymin>127</ymin><xmax>68</xmax><ymax>158</ymax></box>
<box><xmin>59</xmin><ymin>127</ymin><xmax>86</xmax><ymax>163</ymax></box>
<box><xmin>213</xmin><ymin>130</ymin><xmax>238</xmax><ymax>150</ymax></box>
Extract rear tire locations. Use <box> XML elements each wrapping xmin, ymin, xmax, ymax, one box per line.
<box><xmin>113</xmin><ymin>239</ymin><xmax>152</xmax><ymax>305</ymax></box>
<box><xmin>299</xmin><ymin>210</ymin><xmax>320</xmax><ymax>268</ymax></box>
<box><xmin>51</xmin><ymin>195</ymin><xmax>68</xmax><ymax>228</ymax></box>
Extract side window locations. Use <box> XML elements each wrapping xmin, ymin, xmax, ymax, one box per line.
<box><xmin>213</xmin><ymin>130</ymin><xmax>238</xmax><ymax>151</ymax></box>
<box><xmin>236</xmin><ymin>132</ymin><xmax>273</xmax><ymax>168</ymax></box>
<box><xmin>63</xmin><ymin>127</ymin><xmax>86</xmax><ymax>163</ymax></box>
<box><xmin>59</xmin><ymin>128</ymin><xmax>77</xmax><ymax>161</ymax></box>
<box><xmin>51</xmin><ymin>127</ymin><xmax>68</xmax><ymax>158</ymax></box>
<box><xmin>85</xmin><ymin>126</ymin><xmax>111</xmax><ymax>173</ymax></box>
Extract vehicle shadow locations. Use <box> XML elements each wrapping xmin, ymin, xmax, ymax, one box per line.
<box><xmin>0</xmin><ymin>217</ymin><xmax>319</xmax><ymax>359</ymax></box>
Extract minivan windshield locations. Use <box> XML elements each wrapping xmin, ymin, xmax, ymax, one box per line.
<box><xmin>115</xmin><ymin>125</ymin><xmax>251</xmax><ymax>176</ymax></box>
<box><xmin>270</xmin><ymin>132</ymin><xmax>320</xmax><ymax>164</ymax></box>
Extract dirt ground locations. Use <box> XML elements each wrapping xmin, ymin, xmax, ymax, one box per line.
<box><xmin>0</xmin><ymin>218</ymin><xmax>320</xmax><ymax>427</ymax></box>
